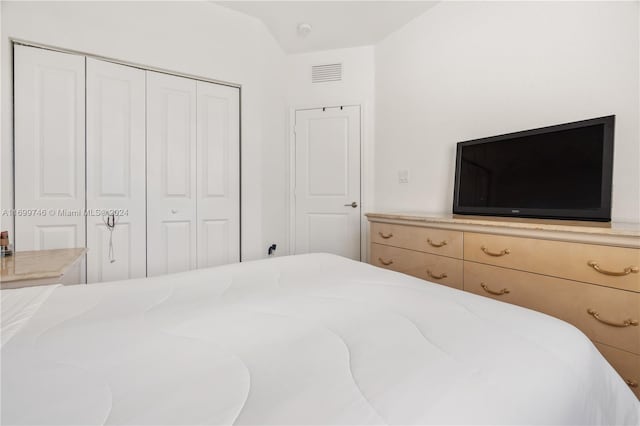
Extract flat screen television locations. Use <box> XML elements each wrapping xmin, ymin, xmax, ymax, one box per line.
<box><xmin>453</xmin><ymin>116</ymin><xmax>615</xmax><ymax>222</ymax></box>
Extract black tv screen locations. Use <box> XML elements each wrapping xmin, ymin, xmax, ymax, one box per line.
<box><xmin>453</xmin><ymin>116</ymin><xmax>614</xmax><ymax>222</ymax></box>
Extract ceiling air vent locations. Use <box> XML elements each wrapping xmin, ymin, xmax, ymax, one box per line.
<box><xmin>312</xmin><ymin>63</ymin><xmax>342</xmax><ymax>83</ymax></box>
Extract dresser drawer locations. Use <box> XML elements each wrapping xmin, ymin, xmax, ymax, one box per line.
<box><xmin>371</xmin><ymin>222</ymin><xmax>463</xmax><ymax>259</ymax></box>
<box><xmin>595</xmin><ymin>343</ymin><xmax>640</xmax><ymax>399</ymax></box>
<box><xmin>464</xmin><ymin>232</ymin><xmax>640</xmax><ymax>292</ymax></box>
<box><xmin>371</xmin><ymin>243</ymin><xmax>463</xmax><ymax>289</ymax></box>
<box><xmin>464</xmin><ymin>261</ymin><xmax>640</xmax><ymax>354</ymax></box>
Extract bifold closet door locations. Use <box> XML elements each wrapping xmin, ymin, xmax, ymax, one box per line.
<box><xmin>14</xmin><ymin>46</ymin><xmax>86</xmax><ymax>260</ymax></box>
<box><xmin>196</xmin><ymin>81</ymin><xmax>240</xmax><ymax>267</ymax></box>
<box><xmin>86</xmin><ymin>58</ymin><xmax>146</xmax><ymax>283</ymax></box>
<box><xmin>146</xmin><ymin>71</ymin><xmax>197</xmax><ymax>276</ymax></box>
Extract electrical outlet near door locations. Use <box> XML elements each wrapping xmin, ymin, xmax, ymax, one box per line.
<box><xmin>398</xmin><ymin>170</ymin><xmax>409</xmax><ymax>184</ymax></box>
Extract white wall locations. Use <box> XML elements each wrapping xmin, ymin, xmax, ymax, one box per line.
<box><xmin>284</xmin><ymin>46</ymin><xmax>375</xmax><ymax>255</ymax></box>
<box><xmin>286</xmin><ymin>46</ymin><xmax>375</xmax><ymax>109</ymax></box>
<box><xmin>3</xmin><ymin>0</ymin><xmax>638</xmax><ymax>266</ymax></box>
<box><xmin>0</xmin><ymin>1</ymin><xmax>287</xmax><ymax>260</ymax></box>
<box><xmin>375</xmin><ymin>1</ymin><xmax>640</xmax><ymax>223</ymax></box>
<box><xmin>260</xmin><ymin>31</ymin><xmax>288</xmax><ymax>258</ymax></box>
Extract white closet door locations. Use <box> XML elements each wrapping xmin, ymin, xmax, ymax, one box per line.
<box><xmin>86</xmin><ymin>58</ymin><xmax>146</xmax><ymax>283</ymax></box>
<box><xmin>146</xmin><ymin>71</ymin><xmax>197</xmax><ymax>276</ymax></box>
<box><xmin>196</xmin><ymin>81</ymin><xmax>240</xmax><ymax>267</ymax></box>
<box><xmin>14</xmin><ymin>45</ymin><xmax>86</xmax><ymax>260</ymax></box>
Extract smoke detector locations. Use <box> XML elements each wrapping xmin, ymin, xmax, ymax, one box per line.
<box><xmin>297</xmin><ymin>23</ymin><xmax>312</xmax><ymax>37</ymax></box>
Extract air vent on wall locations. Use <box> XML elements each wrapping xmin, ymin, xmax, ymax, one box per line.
<box><xmin>312</xmin><ymin>63</ymin><xmax>342</xmax><ymax>83</ymax></box>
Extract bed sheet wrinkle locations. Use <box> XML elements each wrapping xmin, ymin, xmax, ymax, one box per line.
<box><xmin>1</xmin><ymin>284</ymin><xmax>60</xmax><ymax>346</ymax></box>
<box><xmin>303</xmin><ymin>293</ymin><xmax>459</xmax><ymax>360</ymax></box>
<box><xmin>240</xmin><ymin>308</ymin><xmax>387</xmax><ymax>425</ymax></box>
<box><xmin>158</xmin><ymin>331</ymin><xmax>252</xmax><ymax>426</ymax></box>
<box><xmin>1</xmin><ymin>345</ymin><xmax>113</xmax><ymax>425</ymax></box>
<box><xmin>315</xmin><ymin>277</ymin><xmax>608</xmax><ymax>407</ymax></box>
<box><xmin>99</xmin><ymin>332</ymin><xmax>250</xmax><ymax>425</ymax></box>
<box><xmin>31</xmin><ymin>282</ymin><xmax>175</xmax><ymax>365</ymax></box>
<box><xmin>452</xmin><ymin>295</ymin><xmax>612</xmax><ymax>411</ymax></box>
<box><xmin>239</xmin><ymin>300</ymin><xmax>476</xmax><ymax>424</ymax></box>
<box><xmin>296</xmin><ymin>294</ymin><xmax>551</xmax><ymax>420</ymax></box>
<box><xmin>236</xmin><ymin>338</ymin><xmax>383</xmax><ymax>422</ymax></box>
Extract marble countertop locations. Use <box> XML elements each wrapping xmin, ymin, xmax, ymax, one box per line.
<box><xmin>365</xmin><ymin>212</ymin><xmax>640</xmax><ymax>238</ymax></box>
<box><xmin>1</xmin><ymin>248</ymin><xmax>87</xmax><ymax>283</ymax></box>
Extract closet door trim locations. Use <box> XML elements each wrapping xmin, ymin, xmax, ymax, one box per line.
<box><xmin>11</xmin><ymin>39</ymin><xmax>241</xmax><ymax>89</ymax></box>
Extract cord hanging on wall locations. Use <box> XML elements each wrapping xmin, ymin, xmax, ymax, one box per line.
<box><xmin>102</xmin><ymin>214</ymin><xmax>118</xmax><ymax>263</ymax></box>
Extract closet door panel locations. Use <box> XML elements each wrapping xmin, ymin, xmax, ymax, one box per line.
<box><xmin>196</xmin><ymin>81</ymin><xmax>240</xmax><ymax>268</ymax></box>
<box><xmin>89</xmin><ymin>222</ymin><xmax>134</xmax><ymax>282</ymax></box>
<box><xmin>163</xmin><ymin>221</ymin><xmax>194</xmax><ymax>273</ymax></box>
<box><xmin>147</xmin><ymin>71</ymin><xmax>197</xmax><ymax>276</ymax></box>
<box><xmin>86</xmin><ymin>58</ymin><xmax>146</xmax><ymax>283</ymax></box>
<box><xmin>14</xmin><ymin>45</ymin><xmax>85</xmax><ymax>257</ymax></box>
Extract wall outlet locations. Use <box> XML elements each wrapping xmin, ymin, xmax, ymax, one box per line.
<box><xmin>398</xmin><ymin>170</ymin><xmax>409</xmax><ymax>184</ymax></box>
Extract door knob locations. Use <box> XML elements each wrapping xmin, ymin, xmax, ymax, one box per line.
<box><xmin>344</xmin><ymin>202</ymin><xmax>358</xmax><ymax>208</ymax></box>
<box><xmin>171</xmin><ymin>209</ymin><xmax>178</xmax><ymax>214</ymax></box>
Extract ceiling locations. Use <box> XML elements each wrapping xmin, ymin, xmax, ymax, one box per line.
<box><xmin>216</xmin><ymin>1</ymin><xmax>437</xmax><ymax>54</ymax></box>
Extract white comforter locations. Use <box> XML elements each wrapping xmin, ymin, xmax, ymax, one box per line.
<box><xmin>1</xmin><ymin>254</ymin><xmax>638</xmax><ymax>425</ymax></box>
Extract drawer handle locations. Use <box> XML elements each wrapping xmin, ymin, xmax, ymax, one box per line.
<box><xmin>427</xmin><ymin>238</ymin><xmax>447</xmax><ymax>248</ymax></box>
<box><xmin>481</xmin><ymin>246</ymin><xmax>510</xmax><ymax>257</ymax></box>
<box><xmin>587</xmin><ymin>261</ymin><xmax>639</xmax><ymax>277</ymax></box>
<box><xmin>378</xmin><ymin>232</ymin><xmax>393</xmax><ymax>239</ymax></box>
<box><xmin>481</xmin><ymin>283</ymin><xmax>510</xmax><ymax>296</ymax></box>
<box><xmin>586</xmin><ymin>309</ymin><xmax>639</xmax><ymax>328</ymax></box>
<box><xmin>626</xmin><ymin>379</ymin><xmax>639</xmax><ymax>388</ymax></box>
<box><xmin>426</xmin><ymin>270</ymin><xmax>448</xmax><ymax>280</ymax></box>
<box><xmin>378</xmin><ymin>257</ymin><xmax>394</xmax><ymax>266</ymax></box>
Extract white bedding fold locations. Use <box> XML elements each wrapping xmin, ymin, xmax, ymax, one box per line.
<box><xmin>1</xmin><ymin>284</ymin><xmax>59</xmax><ymax>347</ymax></box>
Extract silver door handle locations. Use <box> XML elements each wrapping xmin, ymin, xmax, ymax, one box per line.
<box><xmin>344</xmin><ymin>202</ymin><xmax>358</xmax><ymax>208</ymax></box>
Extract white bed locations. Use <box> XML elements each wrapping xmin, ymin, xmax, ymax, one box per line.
<box><xmin>1</xmin><ymin>253</ymin><xmax>638</xmax><ymax>425</ymax></box>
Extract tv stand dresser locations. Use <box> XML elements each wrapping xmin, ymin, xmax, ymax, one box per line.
<box><xmin>366</xmin><ymin>212</ymin><xmax>640</xmax><ymax>398</ymax></box>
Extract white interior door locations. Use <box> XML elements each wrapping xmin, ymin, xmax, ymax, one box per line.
<box><xmin>14</xmin><ymin>45</ymin><xmax>86</xmax><ymax>282</ymax></box>
<box><xmin>146</xmin><ymin>71</ymin><xmax>197</xmax><ymax>276</ymax></box>
<box><xmin>86</xmin><ymin>58</ymin><xmax>146</xmax><ymax>283</ymax></box>
<box><xmin>196</xmin><ymin>81</ymin><xmax>240</xmax><ymax>268</ymax></box>
<box><xmin>294</xmin><ymin>106</ymin><xmax>361</xmax><ymax>260</ymax></box>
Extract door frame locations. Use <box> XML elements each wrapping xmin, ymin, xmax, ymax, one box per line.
<box><xmin>287</xmin><ymin>103</ymin><xmax>373</xmax><ymax>262</ymax></box>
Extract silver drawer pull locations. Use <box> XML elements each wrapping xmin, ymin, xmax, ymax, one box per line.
<box><xmin>481</xmin><ymin>246</ymin><xmax>510</xmax><ymax>257</ymax></box>
<box><xmin>587</xmin><ymin>261</ymin><xmax>639</xmax><ymax>277</ymax></box>
<box><xmin>427</xmin><ymin>238</ymin><xmax>447</xmax><ymax>248</ymax></box>
<box><xmin>481</xmin><ymin>283</ymin><xmax>510</xmax><ymax>296</ymax></box>
<box><xmin>586</xmin><ymin>308</ymin><xmax>638</xmax><ymax>328</ymax></box>
<box><xmin>378</xmin><ymin>257</ymin><xmax>393</xmax><ymax>266</ymax></box>
<box><xmin>426</xmin><ymin>270</ymin><xmax>447</xmax><ymax>280</ymax></box>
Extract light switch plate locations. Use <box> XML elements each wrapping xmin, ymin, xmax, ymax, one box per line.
<box><xmin>398</xmin><ymin>170</ymin><xmax>409</xmax><ymax>184</ymax></box>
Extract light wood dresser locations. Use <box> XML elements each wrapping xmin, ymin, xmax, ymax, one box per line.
<box><xmin>366</xmin><ymin>212</ymin><xmax>640</xmax><ymax>398</ymax></box>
